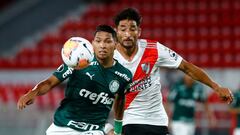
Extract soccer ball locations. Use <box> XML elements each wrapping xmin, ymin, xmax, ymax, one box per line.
<box><xmin>61</xmin><ymin>37</ymin><xmax>94</xmax><ymax>69</ymax></box>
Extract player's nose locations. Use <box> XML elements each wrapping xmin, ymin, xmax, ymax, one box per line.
<box><xmin>124</xmin><ymin>30</ymin><xmax>131</xmax><ymax>37</ymax></box>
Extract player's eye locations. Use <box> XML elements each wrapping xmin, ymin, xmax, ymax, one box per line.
<box><xmin>120</xmin><ymin>28</ymin><xmax>126</xmax><ymax>32</ymax></box>
<box><xmin>94</xmin><ymin>40</ymin><xmax>101</xmax><ymax>43</ymax></box>
<box><xmin>130</xmin><ymin>27</ymin><xmax>137</xmax><ymax>31</ymax></box>
<box><xmin>106</xmin><ymin>40</ymin><xmax>113</xmax><ymax>44</ymax></box>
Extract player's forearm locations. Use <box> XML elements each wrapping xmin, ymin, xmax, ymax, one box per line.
<box><xmin>31</xmin><ymin>76</ymin><xmax>60</xmax><ymax>96</ymax></box>
<box><xmin>113</xmin><ymin>94</ymin><xmax>125</xmax><ymax>120</ymax></box>
<box><xmin>31</xmin><ymin>80</ymin><xmax>53</xmax><ymax>96</ymax></box>
<box><xmin>113</xmin><ymin>94</ymin><xmax>125</xmax><ymax>135</ymax></box>
<box><xmin>179</xmin><ymin>60</ymin><xmax>220</xmax><ymax>91</ymax></box>
<box><xmin>190</xmin><ymin>67</ymin><xmax>219</xmax><ymax>90</ymax></box>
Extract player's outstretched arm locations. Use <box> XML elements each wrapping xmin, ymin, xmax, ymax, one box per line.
<box><xmin>113</xmin><ymin>93</ymin><xmax>125</xmax><ymax>135</ymax></box>
<box><xmin>178</xmin><ymin>59</ymin><xmax>233</xmax><ymax>104</ymax></box>
<box><xmin>17</xmin><ymin>75</ymin><xmax>61</xmax><ymax>110</ymax></box>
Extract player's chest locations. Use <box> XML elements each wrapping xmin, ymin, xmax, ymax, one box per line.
<box><xmin>70</xmin><ymin>69</ymin><xmax>123</xmax><ymax>94</ymax></box>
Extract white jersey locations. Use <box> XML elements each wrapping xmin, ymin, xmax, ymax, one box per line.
<box><xmin>114</xmin><ymin>39</ymin><xmax>183</xmax><ymax>126</ymax></box>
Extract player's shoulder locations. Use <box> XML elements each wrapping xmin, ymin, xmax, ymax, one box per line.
<box><xmin>53</xmin><ymin>63</ymin><xmax>75</xmax><ymax>81</ymax></box>
<box><xmin>114</xmin><ymin>60</ymin><xmax>132</xmax><ymax>82</ymax></box>
<box><xmin>115</xmin><ymin>60</ymin><xmax>132</xmax><ymax>75</ymax></box>
<box><xmin>138</xmin><ymin>38</ymin><xmax>167</xmax><ymax>49</ymax></box>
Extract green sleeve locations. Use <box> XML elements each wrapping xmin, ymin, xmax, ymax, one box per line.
<box><xmin>52</xmin><ymin>64</ymin><xmax>74</xmax><ymax>82</ymax></box>
<box><xmin>120</xmin><ymin>69</ymin><xmax>133</xmax><ymax>96</ymax></box>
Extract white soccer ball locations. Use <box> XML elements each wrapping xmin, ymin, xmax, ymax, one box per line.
<box><xmin>61</xmin><ymin>37</ymin><xmax>94</xmax><ymax>69</ymax></box>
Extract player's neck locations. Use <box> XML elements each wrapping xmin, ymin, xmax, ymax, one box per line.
<box><xmin>116</xmin><ymin>43</ymin><xmax>138</xmax><ymax>61</ymax></box>
<box><xmin>98</xmin><ymin>58</ymin><xmax>115</xmax><ymax>68</ymax></box>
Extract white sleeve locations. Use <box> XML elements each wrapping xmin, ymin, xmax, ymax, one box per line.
<box><xmin>155</xmin><ymin>42</ymin><xmax>183</xmax><ymax>68</ymax></box>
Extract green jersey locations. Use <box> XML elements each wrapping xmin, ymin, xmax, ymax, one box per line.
<box><xmin>52</xmin><ymin>58</ymin><xmax>132</xmax><ymax>132</ymax></box>
<box><xmin>231</xmin><ymin>90</ymin><xmax>240</xmax><ymax>127</ymax></box>
<box><xmin>168</xmin><ymin>80</ymin><xmax>206</xmax><ymax>122</ymax></box>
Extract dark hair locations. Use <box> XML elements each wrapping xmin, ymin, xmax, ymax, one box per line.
<box><xmin>94</xmin><ymin>25</ymin><xmax>117</xmax><ymax>41</ymax></box>
<box><xmin>114</xmin><ymin>8</ymin><xmax>142</xmax><ymax>26</ymax></box>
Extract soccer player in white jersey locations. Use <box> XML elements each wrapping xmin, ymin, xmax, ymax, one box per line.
<box><xmin>104</xmin><ymin>8</ymin><xmax>233</xmax><ymax>135</ymax></box>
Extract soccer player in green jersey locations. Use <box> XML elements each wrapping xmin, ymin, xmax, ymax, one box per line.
<box><xmin>168</xmin><ymin>75</ymin><xmax>215</xmax><ymax>135</ymax></box>
<box><xmin>17</xmin><ymin>25</ymin><xmax>132</xmax><ymax>135</ymax></box>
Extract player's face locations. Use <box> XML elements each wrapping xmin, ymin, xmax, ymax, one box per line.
<box><xmin>116</xmin><ymin>19</ymin><xmax>141</xmax><ymax>49</ymax></box>
<box><xmin>92</xmin><ymin>31</ymin><xmax>116</xmax><ymax>60</ymax></box>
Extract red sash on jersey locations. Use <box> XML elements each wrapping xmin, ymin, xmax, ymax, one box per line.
<box><xmin>125</xmin><ymin>39</ymin><xmax>158</xmax><ymax>109</ymax></box>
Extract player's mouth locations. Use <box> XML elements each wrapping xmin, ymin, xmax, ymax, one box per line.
<box><xmin>99</xmin><ymin>50</ymin><xmax>107</xmax><ymax>55</ymax></box>
<box><xmin>122</xmin><ymin>40</ymin><xmax>133</xmax><ymax>46</ymax></box>
<box><xmin>123</xmin><ymin>38</ymin><xmax>133</xmax><ymax>42</ymax></box>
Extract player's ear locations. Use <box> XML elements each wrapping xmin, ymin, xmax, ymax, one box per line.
<box><xmin>138</xmin><ymin>27</ymin><xmax>141</xmax><ymax>37</ymax></box>
<box><xmin>114</xmin><ymin>27</ymin><xmax>118</xmax><ymax>33</ymax></box>
<box><xmin>113</xmin><ymin>39</ymin><xmax>117</xmax><ymax>50</ymax></box>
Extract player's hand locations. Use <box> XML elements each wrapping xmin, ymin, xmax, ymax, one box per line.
<box><xmin>17</xmin><ymin>90</ymin><xmax>37</xmax><ymax>110</ymax></box>
<box><xmin>214</xmin><ymin>87</ymin><xmax>233</xmax><ymax>104</ymax></box>
<box><xmin>107</xmin><ymin>129</ymin><xmax>115</xmax><ymax>135</ymax></box>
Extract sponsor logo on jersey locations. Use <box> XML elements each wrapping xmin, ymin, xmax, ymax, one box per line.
<box><xmin>114</xmin><ymin>71</ymin><xmax>130</xmax><ymax>81</ymax></box>
<box><xmin>62</xmin><ymin>67</ymin><xmax>74</xmax><ymax>78</ymax></box>
<box><xmin>129</xmin><ymin>76</ymin><xmax>152</xmax><ymax>92</ymax></box>
<box><xmin>168</xmin><ymin>49</ymin><xmax>178</xmax><ymax>61</ymax></box>
<box><xmin>86</xmin><ymin>72</ymin><xmax>95</xmax><ymax>80</ymax></box>
<box><xmin>79</xmin><ymin>89</ymin><xmax>114</xmax><ymax>105</ymax></box>
<box><xmin>109</xmin><ymin>80</ymin><xmax>119</xmax><ymax>93</ymax></box>
<box><xmin>67</xmin><ymin>120</ymin><xmax>99</xmax><ymax>131</ymax></box>
<box><xmin>141</xmin><ymin>62</ymin><xmax>150</xmax><ymax>74</ymax></box>
<box><xmin>57</xmin><ymin>64</ymin><xmax>64</xmax><ymax>72</ymax></box>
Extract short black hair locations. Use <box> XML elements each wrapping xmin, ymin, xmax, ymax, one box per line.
<box><xmin>94</xmin><ymin>25</ymin><xmax>117</xmax><ymax>41</ymax></box>
<box><xmin>114</xmin><ymin>8</ymin><xmax>142</xmax><ymax>26</ymax></box>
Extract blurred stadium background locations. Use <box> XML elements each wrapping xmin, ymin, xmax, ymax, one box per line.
<box><xmin>0</xmin><ymin>0</ymin><xmax>239</xmax><ymax>135</ymax></box>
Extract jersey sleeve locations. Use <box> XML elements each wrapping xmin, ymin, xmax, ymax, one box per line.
<box><xmin>53</xmin><ymin>64</ymin><xmax>74</xmax><ymax>82</ymax></box>
<box><xmin>155</xmin><ymin>42</ymin><xmax>183</xmax><ymax>68</ymax></box>
<box><xmin>120</xmin><ymin>69</ymin><xmax>133</xmax><ymax>96</ymax></box>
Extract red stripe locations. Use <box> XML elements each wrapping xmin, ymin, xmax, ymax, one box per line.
<box><xmin>125</xmin><ymin>40</ymin><xmax>158</xmax><ymax>109</ymax></box>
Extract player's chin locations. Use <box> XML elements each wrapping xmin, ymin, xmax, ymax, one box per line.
<box><xmin>97</xmin><ymin>54</ymin><xmax>109</xmax><ymax>60</ymax></box>
<box><xmin>122</xmin><ymin>40</ymin><xmax>133</xmax><ymax>45</ymax></box>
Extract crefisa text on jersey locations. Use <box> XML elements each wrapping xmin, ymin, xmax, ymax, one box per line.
<box><xmin>114</xmin><ymin>71</ymin><xmax>130</xmax><ymax>81</ymax></box>
<box><xmin>79</xmin><ymin>89</ymin><xmax>114</xmax><ymax>105</ymax></box>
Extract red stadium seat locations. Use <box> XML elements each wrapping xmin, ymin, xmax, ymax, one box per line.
<box><xmin>0</xmin><ymin>0</ymin><xmax>238</xmax><ymax>68</ymax></box>
<box><xmin>0</xmin><ymin>84</ymin><xmax>8</xmax><ymax>104</ymax></box>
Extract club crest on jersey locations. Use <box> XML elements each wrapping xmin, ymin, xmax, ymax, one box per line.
<box><xmin>141</xmin><ymin>62</ymin><xmax>150</xmax><ymax>75</ymax></box>
<box><xmin>109</xmin><ymin>80</ymin><xmax>120</xmax><ymax>93</ymax></box>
